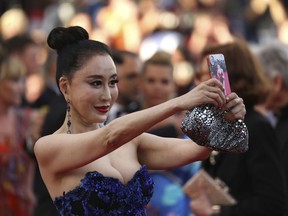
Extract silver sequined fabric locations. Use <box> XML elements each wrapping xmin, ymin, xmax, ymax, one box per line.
<box><xmin>181</xmin><ymin>104</ymin><xmax>249</xmax><ymax>153</ymax></box>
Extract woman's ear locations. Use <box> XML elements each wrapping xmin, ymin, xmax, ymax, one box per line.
<box><xmin>59</xmin><ymin>76</ymin><xmax>70</xmax><ymax>101</ymax></box>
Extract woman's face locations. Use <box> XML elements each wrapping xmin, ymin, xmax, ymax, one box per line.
<box><xmin>195</xmin><ymin>58</ymin><xmax>211</xmax><ymax>85</ymax></box>
<box><xmin>67</xmin><ymin>54</ymin><xmax>118</xmax><ymax>124</ymax></box>
<box><xmin>140</xmin><ymin>64</ymin><xmax>174</xmax><ymax>107</ymax></box>
<box><xmin>0</xmin><ymin>77</ymin><xmax>24</xmax><ymax>107</ymax></box>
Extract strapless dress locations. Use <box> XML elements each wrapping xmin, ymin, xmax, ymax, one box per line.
<box><xmin>53</xmin><ymin>165</ymin><xmax>154</xmax><ymax>216</ymax></box>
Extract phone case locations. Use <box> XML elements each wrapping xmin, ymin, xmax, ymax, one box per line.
<box><xmin>207</xmin><ymin>54</ymin><xmax>231</xmax><ymax>95</ymax></box>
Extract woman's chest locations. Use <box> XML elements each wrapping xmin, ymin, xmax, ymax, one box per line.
<box><xmin>58</xmin><ymin>143</ymin><xmax>141</xmax><ymax>194</ymax></box>
<box><xmin>89</xmin><ymin>145</ymin><xmax>141</xmax><ymax>182</ymax></box>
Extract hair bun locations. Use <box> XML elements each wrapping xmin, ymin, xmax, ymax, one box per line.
<box><xmin>47</xmin><ymin>26</ymin><xmax>89</xmax><ymax>53</ymax></box>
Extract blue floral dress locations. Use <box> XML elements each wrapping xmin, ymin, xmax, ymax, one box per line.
<box><xmin>53</xmin><ymin>165</ymin><xmax>154</xmax><ymax>216</ymax></box>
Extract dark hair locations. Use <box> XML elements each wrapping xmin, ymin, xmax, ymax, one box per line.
<box><xmin>47</xmin><ymin>26</ymin><xmax>112</xmax><ymax>89</ymax></box>
<box><xmin>4</xmin><ymin>34</ymin><xmax>36</xmax><ymax>54</ymax></box>
<box><xmin>111</xmin><ymin>49</ymin><xmax>138</xmax><ymax>65</ymax></box>
<box><xmin>142</xmin><ymin>51</ymin><xmax>173</xmax><ymax>75</ymax></box>
<box><xmin>202</xmin><ymin>38</ymin><xmax>272</xmax><ymax>107</ymax></box>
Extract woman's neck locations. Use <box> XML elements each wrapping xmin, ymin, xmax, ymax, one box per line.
<box><xmin>58</xmin><ymin>116</ymin><xmax>101</xmax><ymax>134</ymax></box>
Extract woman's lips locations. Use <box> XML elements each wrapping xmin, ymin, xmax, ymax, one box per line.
<box><xmin>95</xmin><ymin>106</ymin><xmax>110</xmax><ymax>113</ymax></box>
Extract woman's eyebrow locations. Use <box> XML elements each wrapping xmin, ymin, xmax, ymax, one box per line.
<box><xmin>87</xmin><ymin>74</ymin><xmax>103</xmax><ymax>79</ymax></box>
<box><xmin>87</xmin><ymin>74</ymin><xmax>118</xmax><ymax>79</ymax></box>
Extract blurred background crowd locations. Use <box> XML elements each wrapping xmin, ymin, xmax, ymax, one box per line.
<box><xmin>1</xmin><ymin>0</ymin><xmax>288</xmax><ymax>95</ymax></box>
<box><xmin>1</xmin><ymin>0</ymin><xmax>288</xmax><ymax>216</ymax></box>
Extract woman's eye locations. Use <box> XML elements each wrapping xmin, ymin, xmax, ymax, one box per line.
<box><xmin>161</xmin><ymin>79</ymin><xmax>169</xmax><ymax>85</ymax></box>
<box><xmin>146</xmin><ymin>78</ymin><xmax>155</xmax><ymax>84</ymax></box>
<box><xmin>110</xmin><ymin>79</ymin><xmax>119</xmax><ymax>87</ymax></box>
<box><xmin>91</xmin><ymin>80</ymin><xmax>102</xmax><ymax>87</ymax></box>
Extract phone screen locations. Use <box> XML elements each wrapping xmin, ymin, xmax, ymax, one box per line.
<box><xmin>207</xmin><ymin>54</ymin><xmax>231</xmax><ymax>95</ymax></box>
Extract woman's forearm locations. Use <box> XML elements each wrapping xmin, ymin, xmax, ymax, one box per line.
<box><xmin>105</xmin><ymin>97</ymin><xmax>181</xmax><ymax>147</ymax></box>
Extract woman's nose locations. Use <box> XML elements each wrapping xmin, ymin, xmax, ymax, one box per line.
<box><xmin>100</xmin><ymin>86</ymin><xmax>112</xmax><ymax>101</ymax></box>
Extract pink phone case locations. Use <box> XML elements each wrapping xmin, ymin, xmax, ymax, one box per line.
<box><xmin>207</xmin><ymin>54</ymin><xmax>231</xmax><ymax>95</ymax></box>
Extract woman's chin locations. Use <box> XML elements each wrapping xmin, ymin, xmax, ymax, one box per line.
<box><xmin>96</xmin><ymin>115</ymin><xmax>108</xmax><ymax>123</ymax></box>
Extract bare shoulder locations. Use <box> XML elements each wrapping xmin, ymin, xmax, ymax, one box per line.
<box><xmin>34</xmin><ymin>134</ymin><xmax>52</xmax><ymax>150</ymax></box>
<box><xmin>34</xmin><ymin>134</ymin><xmax>55</xmax><ymax>163</ymax></box>
<box><xmin>34</xmin><ymin>135</ymin><xmax>47</xmax><ymax>152</ymax></box>
<box><xmin>34</xmin><ymin>129</ymin><xmax>65</xmax><ymax>155</ymax></box>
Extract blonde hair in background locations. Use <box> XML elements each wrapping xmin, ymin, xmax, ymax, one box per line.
<box><xmin>0</xmin><ymin>55</ymin><xmax>26</xmax><ymax>81</ymax></box>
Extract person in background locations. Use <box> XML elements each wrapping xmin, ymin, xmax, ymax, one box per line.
<box><xmin>32</xmin><ymin>95</ymin><xmax>65</xmax><ymax>216</ymax></box>
<box><xmin>32</xmin><ymin>49</ymin><xmax>63</xmax><ymax>216</ymax></box>
<box><xmin>34</xmin><ymin>26</ymin><xmax>246</xmax><ymax>215</ymax></box>
<box><xmin>255</xmin><ymin>42</ymin><xmax>288</xmax><ymax>143</ymax></box>
<box><xmin>139</xmin><ymin>51</ymin><xmax>181</xmax><ymax>138</ymax></box>
<box><xmin>190</xmin><ymin>38</ymin><xmax>287</xmax><ymax>216</ymax></box>
<box><xmin>255</xmin><ymin>42</ymin><xmax>288</xmax><ymax>214</ymax></box>
<box><xmin>25</xmin><ymin>50</ymin><xmax>60</xmax><ymax>155</ymax></box>
<box><xmin>140</xmin><ymin>51</ymin><xmax>200</xmax><ymax>216</ymax></box>
<box><xmin>106</xmin><ymin>50</ymin><xmax>142</xmax><ymax>123</ymax></box>
<box><xmin>0</xmin><ymin>48</ymin><xmax>35</xmax><ymax>216</ymax></box>
<box><xmin>3</xmin><ymin>33</ymin><xmax>44</xmax><ymax>107</ymax></box>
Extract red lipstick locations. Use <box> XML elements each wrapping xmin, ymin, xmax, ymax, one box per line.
<box><xmin>96</xmin><ymin>106</ymin><xmax>109</xmax><ymax>113</ymax></box>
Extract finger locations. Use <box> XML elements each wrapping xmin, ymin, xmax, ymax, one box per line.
<box><xmin>225</xmin><ymin>92</ymin><xmax>238</xmax><ymax>102</ymax></box>
<box><xmin>205</xmin><ymin>86</ymin><xmax>226</xmax><ymax>107</ymax></box>
<box><xmin>224</xmin><ymin>102</ymin><xmax>246</xmax><ymax>121</ymax></box>
<box><xmin>205</xmin><ymin>78</ymin><xmax>224</xmax><ymax>91</ymax></box>
<box><xmin>223</xmin><ymin>94</ymin><xmax>243</xmax><ymax>111</ymax></box>
<box><xmin>196</xmin><ymin>80</ymin><xmax>226</xmax><ymax>107</ymax></box>
<box><xmin>206</xmin><ymin>91</ymin><xmax>225</xmax><ymax>108</ymax></box>
<box><xmin>225</xmin><ymin>109</ymin><xmax>246</xmax><ymax>121</ymax></box>
<box><xmin>221</xmin><ymin>93</ymin><xmax>246</xmax><ymax>120</ymax></box>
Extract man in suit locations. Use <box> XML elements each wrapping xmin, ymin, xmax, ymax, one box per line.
<box><xmin>256</xmin><ymin>42</ymin><xmax>288</xmax><ymax>214</ymax></box>
<box><xmin>106</xmin><ymin>50</ymin><xmax>142</xmax><ymax>123</ymax></box>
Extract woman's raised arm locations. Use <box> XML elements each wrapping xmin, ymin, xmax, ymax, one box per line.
<box><xmin>34</xmin><ymin>78</ymin><xmax>226</xmax><ymax>175</ymax></box>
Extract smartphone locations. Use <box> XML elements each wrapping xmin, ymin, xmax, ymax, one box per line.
<box><xmin>207</xmin><ymin>54</ymin><xmax>231</xmax><ymax>95</ymax></box>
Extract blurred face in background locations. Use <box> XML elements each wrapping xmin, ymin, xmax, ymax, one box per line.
<box><xmin>0</xmin><ymin>57</ymin><xmax>25</xmax><ymax>107</ymax></box>
<box><xmin>195</xmin><ymin>57</ymin><xmax>211</xmax><ymax>85</ymax></box>
<box><xmin>265</xmin><ymin>77</ymin><xmax>288</xmax><ymax>112</ymax></box>
<box><xmin>20</xmin><ymin>43</ymin><xmax>42</xmax><ymax>75</ymax></box>
<box><xmin>116</xmin><ymin>55</ymin><xmax>141</xmax><ymax>106</ymax></box>
<box><xmin>140</xmin><ymin>63</ymin><xmax>175</xmax><ymax>108</ymax></box>
<box><xmin>0</xmin><ymin>75</ymin><xmax>25</xmax><ymax>107</ymax></box>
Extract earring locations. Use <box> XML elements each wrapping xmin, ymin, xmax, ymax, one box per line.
<box><xmin>67</xmin><ymin>100</ymin><xmax>71</xmax><ymax>134</ymax></box>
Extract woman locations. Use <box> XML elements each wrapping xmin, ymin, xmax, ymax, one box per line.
<box><xmin>34</xmin><ymin>26</ymin><xmax>246</xmax><ymax>215</ymax></box>
<box><xmin>0</xmin><ymin>51</ymin><xmax>35</xmax><ymax>215</ymax></box>
<box><xmin>139</xmin><ymin>51</ymin><xmax>197</xmax><ymax>216</ymax></box>
<box><xmin>139</xmin><ymin>51</ymin><xmax>182</xmax><ymax>138</ymax></box>
<box><xmin>191</xmin><ymin>38</ymin><xmax>287</xmax><ymax>216</ymax></box>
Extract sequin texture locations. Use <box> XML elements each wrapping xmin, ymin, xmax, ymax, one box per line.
<box><xmin>53</xmin><ymin>165</ymin><xmax>154</xmax><ymax>216</ymax></box>
<box><xmin>181</xmin><ymin>104</ymin><xmax>249</xmax><ymax>153</ymax></box>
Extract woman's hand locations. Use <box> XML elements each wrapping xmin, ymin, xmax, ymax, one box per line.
<box><xmin>222</xmin><ymin>92</ymin><xmax>246</xmax><ymax>121</ymax></box>
<box><xmin>175</xmin><ymin>78</ymin><xmax>246</xmax><ymax>120</ymax></box>
<box><xmin>177</xmin><ymin>78</ymin><xmax>226</xmax><ymax>111</ymax></box>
